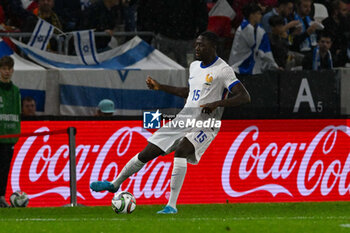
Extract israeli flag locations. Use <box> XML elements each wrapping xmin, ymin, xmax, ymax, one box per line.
<box><xmin>73</xmin><ymin>30</ymin><xmax>99</xmax><ymax>65</ymax></box>
<box><xmin>28</xmin><ymin>18</ymin><xmax>54</xmax><ymax>51</ymax></box>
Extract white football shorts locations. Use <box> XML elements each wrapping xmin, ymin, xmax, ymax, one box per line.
<box><xmin>148</xmin><ymin>124</ymin><xmax>217</xmax><ymax>165</ymax></box>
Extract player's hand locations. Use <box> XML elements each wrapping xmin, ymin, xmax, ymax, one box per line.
<box><xmin>200</xmin><ymin>102</ymin><xmax>218</xmax><ymax>114</ymax></box>
<box><xmin>146</xmin><ymin>76</ymin><xmax>161</xmax><ymax>90</ymax></box>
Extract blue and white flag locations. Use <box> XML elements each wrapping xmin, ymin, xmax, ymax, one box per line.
<box><xmin>73</xmin><ymin>30</ymin><xmax>99</xmax><ymax>65</ymax></box>
<box><xmin>11</xmin><ymin>36</ymin><xmax>185</xmax><ymax>70</ymax></box>
<box><xmin>229</xmin><ymin>19</ymin><xmax>277</xmax><ymax>74</ymax></box>
<box><xmin>10</xmin><ymin>36</ymin><xmax>186</xmax><ymax>115</ymax></box>
<box><xmin>28</xmin><ymin>18</ymin><xmax>54</xmax><ymax>51</ymax></box>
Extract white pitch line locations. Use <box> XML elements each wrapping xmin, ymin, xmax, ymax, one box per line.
<box><xmin>340</xmin><ymin>224</ymin><xmax>350</xmax><ymax>228</ymax></box>
<box><xmin>0</xmin><ymin>216</ymin><xmax>349</xmax><ymax>222</ymax></box>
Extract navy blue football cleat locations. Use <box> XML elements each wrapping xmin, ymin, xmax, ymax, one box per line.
<box><xmin>157</xmin><ymin>205</ymin><xmax>178</xmax><ymax>214</ymax></box>
<box><xmin>90</xmin><ymin>181</ymin><xmax>119</xmax><ymax>193</ymax></box>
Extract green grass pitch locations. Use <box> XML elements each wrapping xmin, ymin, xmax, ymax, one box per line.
<box><xmin>0</xmin><ymin>202</ymin><xmax>349</xmax><ymax>233</ymax></box>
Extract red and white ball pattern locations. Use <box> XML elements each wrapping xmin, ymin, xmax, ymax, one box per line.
<box><xmin>111</xmin><ymin>191</ymin><xmax>136</xmax><ymax>214</ymax></box>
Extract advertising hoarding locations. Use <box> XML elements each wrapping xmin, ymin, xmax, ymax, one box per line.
<box><xmin>7</xmin><ymin>119</ymin><xmax>350</xmax><ymax>207</ymax></box>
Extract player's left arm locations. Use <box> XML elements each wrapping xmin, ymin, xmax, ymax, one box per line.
<box><xmin>201</xmin><ymin>81</ymin><xmax>251</xmax><ymax>114</ymax></box>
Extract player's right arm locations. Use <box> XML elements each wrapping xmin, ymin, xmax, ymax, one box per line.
<box><xmin>146</xmin><ymin>76</ymin><xmax>189</xmax><ymax>98</ymax></box>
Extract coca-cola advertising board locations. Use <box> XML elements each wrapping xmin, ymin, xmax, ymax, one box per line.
<box><xmin>6</xmin><ymin>119</ymin><xmax>350</xmax><ymax>207</ymax></box>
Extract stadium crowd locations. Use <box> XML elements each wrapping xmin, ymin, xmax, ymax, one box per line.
<box><xmin>0</xmin><ymin>0</ymin><xmax>349</xmax><ymax>72</ymax></box>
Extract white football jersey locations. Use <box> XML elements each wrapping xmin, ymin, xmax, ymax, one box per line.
<box><xmin>178</xmin><ymin>56</ymin><xmax>239</xmax><ymax>121</ymax></box>
<box><xmin>148</xmin><ymin>57</ymin><xmax>239</xmax><ymax>161</ymax></box>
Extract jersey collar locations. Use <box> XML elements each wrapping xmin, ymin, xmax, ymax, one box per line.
<box><xmin>0</xmin><ymin>80</ymin><xmax>13</xmax><ymax>90</ymax></box>
<box><xmin>200</xmin><ymin>56</ymin><xmax>219</xmax><ymax>68</ymax></box>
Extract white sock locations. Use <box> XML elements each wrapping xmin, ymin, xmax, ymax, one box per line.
<box><xmin>112</xmin><ymin>154</ymin><xmax>145</xmax><ymax>188</ymax></box>
<box><xmin>167</xmin><ymin>157</ymin><xmax>187</xmax><ymax>209</ymax></box>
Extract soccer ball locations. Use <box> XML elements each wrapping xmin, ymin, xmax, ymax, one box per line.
<box><xmin>10</xmin><ymin>191</ymin><xmax>29</xmax><ymax>207</ymax></box>
<box><xmin>111</xmin><ymin>191</ymin><xmax>136</xmax><ymax>214</ymax></box>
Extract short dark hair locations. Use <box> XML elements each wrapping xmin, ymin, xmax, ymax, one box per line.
<box><xmin>200</xmin><ymin>31</ymin><xmax>219</xmax><ymax>47</ymax></box>
<box><xmin>22</xmin><ymin>96</ymin><xmax>36</xmax><ymax>103</ymax></box>
<box><xmin>317</xmin><ymin>30</ymin><xmax>333</xmax><ymax>41</ymax></box>
<box><xmin>242</xmin><ymin>2</ymin><xmax>262</xmax><ymax>19</ymax></box>
<box><xmin>0</xmin><ymin>56</ymin><xmax>14</xmax><ymax>68</ymax></box>
<box><xmin>269</xmin><ymin>15</ymin><xmax>285</xmax><ymax>27</ymax></box>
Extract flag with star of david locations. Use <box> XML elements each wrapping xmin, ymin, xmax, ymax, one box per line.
<box><xmin>28</xmin><ymin>18</ymin><xmax>54</xmax><ymax>51</ymax></box>
<box><xmin>72</xmin><ymin>30</ymin><xmax>99</xmax><ymax>65</ymax></box>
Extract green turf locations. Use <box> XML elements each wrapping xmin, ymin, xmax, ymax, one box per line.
<box><xmin>0</xmin><ymin>202</ymin><xmax>349</xmax><ymax>233</ymax></box>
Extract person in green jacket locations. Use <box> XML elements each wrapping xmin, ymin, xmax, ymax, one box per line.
<box><xmin>0</xmin><ymin>56</ymin><xmax>21</xmax><ymax>208</ymax></box>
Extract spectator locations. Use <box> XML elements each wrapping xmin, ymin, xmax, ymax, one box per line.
<box><xmin>53</xmin><ymin>0</ymin><xmax>81</xmax><ymax>31</ymax></box>
<box><xmin>0</xmin><ymin>56</ymin><xmax>21</xmax><ymax>208</ymax></box>
<box><xmin>80</xmin><ymin>0</ymin><xmax>93</xmax><ymax>11</ymax></box>
<box><xmin>1</xmin><ymin>0</ymin><xmax>37</xmax><ymax>32</ymax></box>
<box><xmin>206</xmin><ymin>0</ymin><xmax>236</xmax><ymax>61</ymax></box>
<box><xmin>155</xmin><ymin>0</ymin><xmax>208</xmax><ymax>67</ymax></box>
<box><xmin>207</xmin><ymin>0</ymin><xmax>236</xmax><ymax>38</ymax></box>
<box><xmin>322</xmin><ymin>0</ymin><xmax>350</xmax><ymax>67</ymax></box>
<box><xmin>302</xmin><ymin>30</ymin><xmax>333</xmax><ymax>70</ymax></box>
<box><xmin>228</xmin><ymin>2</ymin><xmax>278</xmax><ymax>74</ymax></box>
<box><xmin>261</xmin><ymin>0</ymin><xmax>300</xmax><ymax>33</ymax></box>
<box><xmin>96</xmin><ymin>99</ymin><xmax>115</xmax><ymax>116</ymax></box>
<box><xmin>21</xmin><ymin>96</ymin><xmax>36</xmax><ymax>116</ymax></box>
<box><xmin>231</xmin><ymin>0</ymin><xmax>276</xmax><ymax>29</ymax></box>
<box><xmin>0</xmin><ymin>1</ymin><xmax>22</xmax><ymax>51</ymax></box>
<box><xmin>121</xmin><ymin>0</ymin><xmax>137</xmax><ymax>32</ymax></box>
<box><xmin>30</xmin><ymin>0</ymin><xmax>63</xmax><ymax>52</ymax></box>
<box><xmin>136</xmin><ymin>0</ymin><xmax>162</xmax><ymax>44</ymax></box>
<box><xmin>290</xmin><ymin>0</ymin><xmax>319</xmax><ymax>54</ymax></box>
<box><xmin>80</xmin><ymin>0</ymin><xmax>120</xmax><ymax>52</ymax></box>
<box><xmin>24</xmin><ymin>0</ymin><xmax>39</xmax><ymax>12</ymax></box>
<box><xmin>268</xmin><ymin>15</ymin><xmax>290</xmax><ymax>68</ymax></box>
<box><xmin>0</xmin><ymin>3</ymin><xmax>5</xmax><ymax>25</ymax></box>
<box><xmin>33</xmin><ymin>0</ymin><xmax>62</xmax><ymax>30</ymax></box>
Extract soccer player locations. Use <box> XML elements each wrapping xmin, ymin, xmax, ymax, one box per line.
<box><xmin>90</xmin><ymin>31</ymin><xmax>251</xmax><ymax>214</ymax></box>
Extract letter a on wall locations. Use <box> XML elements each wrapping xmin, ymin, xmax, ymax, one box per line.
<box><xmin>293</xmin><ymin>78</ymin><xmax>316</xmax><ymax>112</ymax></box>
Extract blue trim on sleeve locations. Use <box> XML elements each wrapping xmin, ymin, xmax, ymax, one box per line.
<box><xmin>228</xmin><ymin>80</ymin><xmax>240</xmax><ymax>92</ymax></box>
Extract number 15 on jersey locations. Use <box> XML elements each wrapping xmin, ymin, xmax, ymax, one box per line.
<box><xmin>192</xmin><ymin>89</ymin><xmax>200</xmax><ymax>101</ymax></box>
<box><xmin>194</xmin><ymin>130</ymin><xmax>207</xmax><ymax>143</ymax></box>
